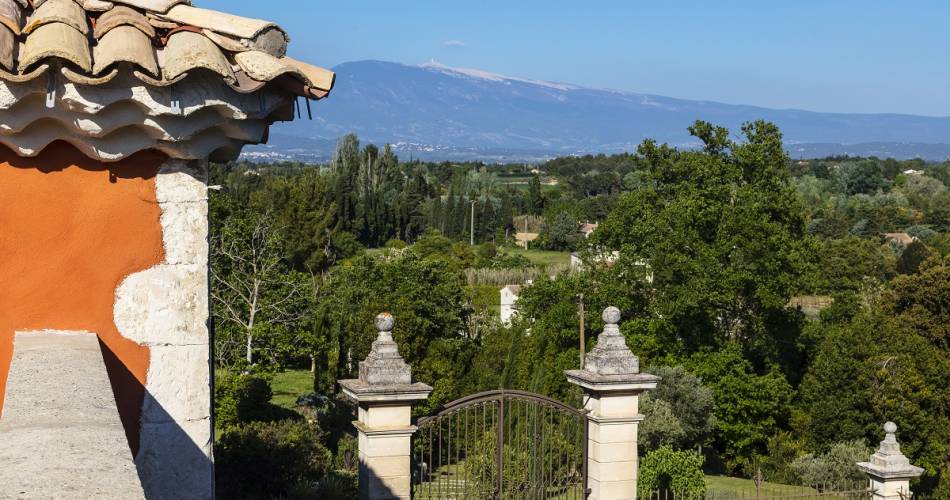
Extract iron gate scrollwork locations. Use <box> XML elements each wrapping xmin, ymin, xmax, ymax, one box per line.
<box><xmin>412</xmin><ymin>390</ymin><xmax>589</xmax><ymax>499</ymax></box>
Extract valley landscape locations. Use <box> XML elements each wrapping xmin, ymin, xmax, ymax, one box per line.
<box><xmin>247</xmin><ymin>60</ymin><xmax>950</xmax><ymax>162</ymax></box>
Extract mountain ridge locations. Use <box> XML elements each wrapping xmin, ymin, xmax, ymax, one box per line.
<box><xmin>249</xmin><ymin>60</ymin><xmax>950</xmax><ymax>162</ymax></box>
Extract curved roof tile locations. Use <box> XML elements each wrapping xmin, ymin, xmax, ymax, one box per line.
<box><xmin>94</xmin><ymin>24</ymin><xmax>159</xmax><ymax>76</ymax></box>
<box><xmin>0</xmin><ymin>24</ymin><xmax>14</xmax><ymax>70</ymax></box>
<box><xmin>0</xmin><ymin>0</ymin><xmax>23</xmax><ymax>35</ymax></box>
<box><xmin>24</xmin><ymin>0</ymin><xmax>89</xmax><ymax>35</ymax></box>
<box><xmin>21</xmin><ymin>22</ymin><xmax>92</xmax><ymax>72</ymax></box>
<box><xmin>158</xmin><ymin>4</ymin><xmax>287</xmax><ymax>56</ymax></box>
<box><xmin>0</xmin><ymin>0</ymin><xmax>334</xmax><ymax>162</ymax></box>
<box><xmin>94</xmin><ymin>5</ymin><xmax>156</xmax><ymax>39</ymax></box>
<box><xmin>162</xmin><ymin>30</ymin><xmax>233</xmax><ymax>83</ymax></box>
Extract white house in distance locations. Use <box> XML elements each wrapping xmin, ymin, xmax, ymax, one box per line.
<box><xmin>571</xmin><ymin>251</ymin><xmax>654</xmax><ymax>284</ymax></box>
<box><xmin>580</xmin><ymin>222</ymin><xmax>599</xmax><ymax>238</ymax></box>
<box><xmin>570</xmin><ymin>250</ymin><xmax>620</xmax><ymax>271</ymax></box>
<box><xmin>500</xmin><ymin>285</ymin><xmax>523</xmax><ymax>325</ymax></box>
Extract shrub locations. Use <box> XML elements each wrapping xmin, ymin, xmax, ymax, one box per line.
<box><xmin>490</xmin><ymin>252</ymin><xmax>533</xmax><ymax>269</ymax></box>
<box><xmin>905</xmin><ymin>225</ymin><xmax>937</xmax><ymax>242</ymax></box>
<box><xmin>215</xmin><ymin>372</ymin><xmax>275</xmax><ymax>428</ymax></box>
<box><xmin>215</xmin><ymin>419</ymin><xmax>334</xmax><ymax>500</ymax></box>
<box><xmin>638</xmin><ymin>446</ymin><xmax>706</xmax><ymax>499</ymax></box>
<box><xmin>759</xmin><ymin>432</ymin><xmax>806</xmax><ymax>484</ymax></box>
<box><xmin>790</xmin><ymin>440</ymin><xmax>870</xmax><ymax>490</ymax></box>
<box><xmin>384</xmin><ymin>238</ymin><xmax>408</xmax><ymax>249</ymax></box>
<box><xmin>640</xmin><ymin>366</ymin><xmax>716</xmax><ymax>451</ymax></box>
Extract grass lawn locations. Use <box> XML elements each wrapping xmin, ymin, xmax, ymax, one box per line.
<box><xmin>505</xmin><ymin>247</ymin><xmax>572</xmax><ymax>267</ymax></box>
<box><xmin>268</xmin><ymin>369</ymin><xmax>314</xmax><ymax>409</ymax></box>
<box><xmin>704</xmin><ymin>475</ymin><xmax>817</xmax><ymax>499</ymax></box>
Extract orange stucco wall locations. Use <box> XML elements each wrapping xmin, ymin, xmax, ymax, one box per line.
<box><xmin>0</xmin><ymin>143</ymin><xmax>166</xmax><ymax>453</ymax></box>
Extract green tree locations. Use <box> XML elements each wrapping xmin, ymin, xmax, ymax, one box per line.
<box><xmin>527</xmin><ymin>175</ymin><xmax>544</xmax><ymax>215</ymax></box>
<box><xmin>596</xmin><ymin>121</ymin><xmax>814</xmax><ymax>359</ymax></box>
<box><xmin>537</xmin><ymin>211</ymin><xmax>579</xmax><ymax>251</ymax></box>
<box><xmin>688</xmin><ymin>347</ymin><xmax>792</xmax><ymax>473</ymax></box>
<box><xmin>314</xmin><ymin>251</ymin><xmax>469</xmax><ymax>409</ymax></box>
<box><xmin>796</xmin><ymin>261</ymin><xmax>950</xmax><ymax>494</ymax></box>
<box><xmin>211</xmin><ymin>205</ymin><xmax>312</xmax><ymax>366</ymax></box>
<box><xmin>835</xmin><ymin>160</ymin><xmax>887</xmax><ymax>196</ymax></box>
<box><xmin>789</xmin><ymin>440</ymin><xmax>870</xmax><ymax>490</ymax></box>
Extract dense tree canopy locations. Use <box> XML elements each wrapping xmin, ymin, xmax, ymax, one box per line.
<box><xmin>207</xmin><ymin>126</ymin><xmax>950</xmax><ymax>494</ymax></box>
<box><xmin>596</xmin><ymin>121</ymin><xmax>813</xmax><ymax>362</ymax></box>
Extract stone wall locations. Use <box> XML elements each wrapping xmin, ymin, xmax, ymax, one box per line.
<box><xmin>115</xmin><ymin>159</ymin><xmax>213</xmax><ymax>499</ymax></box>
<box><xmin>0</xmin><ymin>150</ymin><xmax>213</xmax><ymax>499</ymax></box>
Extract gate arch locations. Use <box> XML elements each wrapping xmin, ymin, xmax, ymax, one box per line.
<box><xmin>412</xmin><ymin>389</ymin><xmax>589</xmax><ymax>499</ymax></box>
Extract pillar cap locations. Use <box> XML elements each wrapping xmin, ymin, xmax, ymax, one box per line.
<box><xmin>857</xmin><ymin>422</ymin><xmax>924</xmax><ymax>480</ymax></box>
<box><xmin>566</xmin><ymin>307</ymin><xmax>658</xmax><ymax>393</ymax></box>
<box><xmin>338</xmin><ymin>379</ymin><xmax>432</xmax><ymax>404</ymax></box>
<box><xmin>338</xmin><ymin>312</ymin><xmax>432</xmax><ymax>403</ymax></box>
<box><xmin>565</xmin><ymin>370</ymin><xmax>659</xmax><ymax>393</ymax></box>
<box><xmin>359</xmin><ymin>312</ymin><xmax>411</xmax><ymax>385</ymax></box>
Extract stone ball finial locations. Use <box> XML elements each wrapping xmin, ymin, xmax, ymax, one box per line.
<box><xmin>603</xmin><ymin>307</ymin><xmax>621</xmax><ymax>325</ymax></box>
<box><xmin>375</xmin><ymin>313</ymin><xmax>394</xmax><ymax>333</ymax></box>
<box><xmin>884</xmin><ymin>421</ymin><xmax>897</xmax><ymax>434</ymax></box>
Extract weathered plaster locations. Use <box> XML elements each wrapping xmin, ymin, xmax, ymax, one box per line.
<box><xmin>0</xmin><ymin>144</ymin><xmax>164</xmax><ymax>451</ymax></box>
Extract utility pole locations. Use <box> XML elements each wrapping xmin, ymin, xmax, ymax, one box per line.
<box><xmin>579</xmin><ymin>293</ymin><xmax>585</xmax><ymax>369</ymax></box>
<box><xmin>470</xmin><ymin>199</ymin><xmax>476</xmax><ymax>246</ymax></box>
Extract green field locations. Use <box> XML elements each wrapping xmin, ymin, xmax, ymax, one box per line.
<box><xmin>703</xmin><ymin>475</ymin><xmax>817</xmax><ymax>499</ymax></box>
<box><xmin>506</xmin><ymin>248</ymin><xmax>572</xmax><ymax>267</ymax></box>
<box><xmin>269</xmin><ymin>369</ymin><xmax>313</xmax><ymax>409</ymax></box>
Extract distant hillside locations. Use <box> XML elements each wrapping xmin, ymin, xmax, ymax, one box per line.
<box><xmin>247</xmin><ymin>60</ymin><xmax>950</xmax><ymax>162</ymax></box>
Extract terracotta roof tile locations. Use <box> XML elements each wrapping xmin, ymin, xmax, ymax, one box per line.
<box><xmin>162</xmin><ymin>30</ymin><xmax>233</xmax><ymax>83</ymax></box>
<box><xmin>24</xmin><ymin>0</ymin><xmax>88</xmax><ymax>35</ymax></box>
<box><xmin>0</xmin><ymin>0</ymin><xmax>335</xmax><ymax>162</ymax></box>
<box><xmin>94</xmin><ymin>5</ymin><xmax>155</xmax><ymax>39</ymax></box>
<box><xmin>0</xmin><ymin>23</ymin><xmax>14</xmax><ymax>69</ymax></box>
<box><xmin>21</xmin><ymin>22</ymin><xmax>92</xmax><ymax>71</ymax></box>
<box><xmin>0</xmin><ymin>0</ymin><xmax>334</xmax><ymax>97</ymax></box>
<box><xmin>94</xmin><ymin>24</ymin><xmax>158</xmax><ymax>76</ymax></box>
<box><xmin>0</xmin><ymin>0</ymin><xmax>23</xmax><ymax>34</ymax></box>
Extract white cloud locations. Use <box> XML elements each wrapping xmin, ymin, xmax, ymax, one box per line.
<box><xmin>442</xmin><ymin>40</ymin><xmax>466</xmax><ymax>48</ymax></box>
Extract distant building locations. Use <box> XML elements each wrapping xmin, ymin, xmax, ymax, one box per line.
<box><xmin>515</xmin><ymin>232</ymin><xmax>539</xmax><ymax>249</ymax></box>
<box><xmin>571</xmin><ymin>251</ymin><xmax>653</xmax><ymax>283</ymax></box>
<box><xmin>500</xmin><ymin>285</ymin><xmax>524</xmax><ymax>325</ymax></box>
<box><xmin>884</xmin><ymin>232</ymin><xmax>917</xmax><ymax>247</ymax></box>
<box><xmin>570</xmin><ymin>250</ymin><xmax>620</xmax><ymax>271</ymax></box>
<box><xmin>579</xmin><ymin>222</ymin><xmax>599</xmax><ymax>239</ymax></box>
<box><xmin>903</xmin><ymin>169</ymin><xmax>924</xmax><ymax>176</ymax></box>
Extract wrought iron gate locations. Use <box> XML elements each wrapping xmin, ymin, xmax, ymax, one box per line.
<box><xmin>412</xmin><ymin>390</ymin><xmax>589</xmax><ymax>499</ymax></box>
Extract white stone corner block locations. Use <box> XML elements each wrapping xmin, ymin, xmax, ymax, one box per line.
<box><xmin>114</xmin><ymin>264</ymin><xmax>209</xmax><ymax>346</ymax></box>
<box><xmin>137</xmin><ymin>418</ymin><xmax>213</xmax><ymax>500</ymax></box>
<box><xmin>156</xmin><ymin>160</ymin><xmax>208</xmax><ymax>204</ymax></box>
<box><xmin>141</xmin><ymin>344</ymin><xmax>211</xmax><ymax>424</ymax></box>
<box><xmin>160</xmin><ymin>201</ymin><xmax>209</xmax><ymax>266</ymax></box>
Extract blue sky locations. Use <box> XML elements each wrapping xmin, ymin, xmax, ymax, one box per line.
<box><xmin>202</xmin><ymin>1</ymin><xmax>950</xmax><ymax>116</ymax></box>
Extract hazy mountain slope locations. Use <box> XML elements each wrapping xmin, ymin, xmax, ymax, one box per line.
<box><xmin>261</xmin><ymin>60</ymin><xmax>950</xmax><ymax>161</ymax></box>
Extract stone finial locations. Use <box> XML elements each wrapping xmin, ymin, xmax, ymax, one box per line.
<box><xmin>358</xmin><ymin>313</ymin><xmax>411</xmax><ymax>385</ymax></box>
<box><xmin>858</xmin><ymin>421</ymin><xmax>924</xmax><ymax>480</ymax></box>
<box><xmin>582</xmin><ymin>307</ymin><xmax>640</xmax><ymax>375</ymax></box>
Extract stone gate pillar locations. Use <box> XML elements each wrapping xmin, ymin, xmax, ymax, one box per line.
<box><xmin>566</xmin><ymin>307</ymin><xmax>658</xmax><ymax>500</ymax></box>
<box><xmin>858</xmin><ymin>422</ymin><xmax>924</xmax><ymax>500</ymax></box>
<box><xmin>340</xmin><ymin>313</ymin><xmax>432</xmax><ymax>500</ymax></box>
